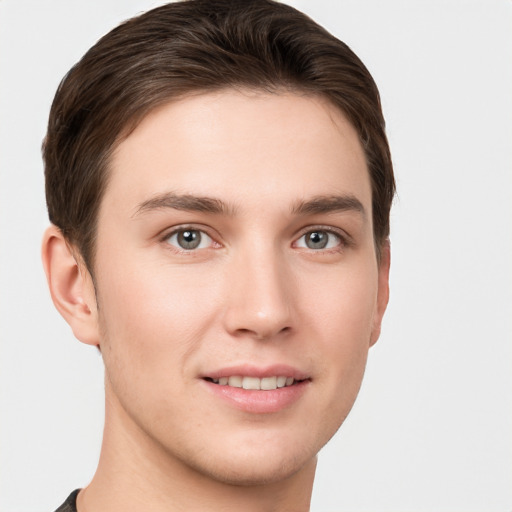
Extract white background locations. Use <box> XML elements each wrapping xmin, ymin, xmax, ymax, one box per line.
<box><xmin>1</xmin><ymin>1</ymin><xmax>511</xmax><ymax>511</ymax></box>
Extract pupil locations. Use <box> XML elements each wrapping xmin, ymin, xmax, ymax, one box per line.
<box><xmin>178</xmin><ymin>230</ymin><xmax>201</xmax><ymax>249</ymax></box>
<box><xmin>307</xmin><ymin>231</ymin><xmax>327</xmax><ymax>249</ymax></box>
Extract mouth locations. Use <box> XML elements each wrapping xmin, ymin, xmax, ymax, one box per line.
<box><xmin>203</xmin><ymin>375</ymin><xmax>305</xmax><ymax>390</ymax></box>
<box><xmin>201</xmin><ymin>366</ymin><xmax>311</xmax><ymax>413</ymax></box>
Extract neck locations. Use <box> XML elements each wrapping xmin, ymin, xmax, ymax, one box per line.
<box><xmin>78</xmin><ymin>385</ymin><xmax>316</xmax><ymax>512</ymax></box>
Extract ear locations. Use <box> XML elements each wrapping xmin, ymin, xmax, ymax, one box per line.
<box><xmin>41</xmin><ymin>225</ymin><xmax>100</xmax><ymax>347</ymax></box>
<box><xmin>369</xmin><ymin>240</ymin><xmax>390</xmax><ymax>347</ymax></box>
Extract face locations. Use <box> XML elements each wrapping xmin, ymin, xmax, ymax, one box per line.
<box><xmin>91</xmin><ymin>90</ymin><xmax>388</xmax><ymax>485</ymax></box>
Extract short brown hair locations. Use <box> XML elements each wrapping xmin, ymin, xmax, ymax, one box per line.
<box><xmin>43</xmin><ymin>0</ymin><xmax>395</xmax><ymax>271</ymax></box>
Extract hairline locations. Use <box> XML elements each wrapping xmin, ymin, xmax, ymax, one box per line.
<box><xmin>78</xmin><ymin>86</ymin><xmax>385</xmax><ymax>275</ymax></box>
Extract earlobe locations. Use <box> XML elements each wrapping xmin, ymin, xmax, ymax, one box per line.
<box><xmin>369</xmin><ymin>240</ymin><xmax>390</xmax><ymax>347</ymax></box>
<box><xmin>41</xmin><ymin>225</ymin><xmax>100</xmax><ymax>347</ymax></box>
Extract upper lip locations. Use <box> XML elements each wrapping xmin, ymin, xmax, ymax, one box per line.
<box><xmin>201</xmin><ymin>364</ymin><xmax>310</xmax><ymax>381</ymax></box>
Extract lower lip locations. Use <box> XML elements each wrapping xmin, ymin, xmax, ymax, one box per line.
<box><xmin>202</xmin><ymin>380</ymin><xmax>310</xmax><ymax>414</ymax></box>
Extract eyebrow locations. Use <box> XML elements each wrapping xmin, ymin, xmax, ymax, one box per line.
<box><xmin>133</xmin><ymin>192</ymin><xmax>234</xmax><ymax>217</ymax></box>
<box><xmin>291</xmin><ymin>195</ymin><xmax>366</xmax><ymax>218</ymax></box>
<box><xmin>133</xmin><ymin>192</ymin><xmax>365</xmax><ymax>219</ymax></box>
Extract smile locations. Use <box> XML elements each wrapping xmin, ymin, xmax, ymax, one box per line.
<box><xmin>204</xmin><ymin>376</ymin><xmax>298</xmax><ymax>390</ymax></box>
<box><xmin>201</xmin><ymin>365</ymin><xmax>311</xmax><ymax>412</ymax></box>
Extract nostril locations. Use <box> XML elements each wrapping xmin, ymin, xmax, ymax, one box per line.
<box><xmin>252</xmin><ymin>325</ymin><xmax>292</xmax><ymax>341</ymax></box>
<box><xmin>222</xmin><ymin>278</ymin><xmax>294</xmax><ymax>340</ymax></box>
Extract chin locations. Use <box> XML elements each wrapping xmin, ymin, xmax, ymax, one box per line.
<box><xmin>173</xmin><ymin>428</ymin><xmax>323</xmax><ymax>487</ymax></box>
<box><xmin>195</xmin><ymin>452</ymin><xmax>313</xmax><ymax>487</ymax></box>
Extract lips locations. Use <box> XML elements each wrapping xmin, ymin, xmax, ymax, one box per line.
<box><xmin>201</xmin><ymin>365</ymin><xmax>311</xmax><ymax>413</ymax></box>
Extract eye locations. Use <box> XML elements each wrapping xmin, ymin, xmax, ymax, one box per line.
<box><xmin>165</xmin><ymin>228</ymin><xmax>214</xmax><ymax>251</ymax></box>
<box><xmin>295</xmin><ymin>229</ymin><xmax>343</xmax><ymax>250</ymax></box>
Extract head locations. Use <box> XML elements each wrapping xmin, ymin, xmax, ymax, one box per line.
<box><xmin>42</xmin><ymin>0</ymin><xmax>394</xmax><ymax>490</ymax></box>
<box><xmin>43</xmin><ymin>0</ymin><xmax>394</xmax><ymax>273</ymax></box>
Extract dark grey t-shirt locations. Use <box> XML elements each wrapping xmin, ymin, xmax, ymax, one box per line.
<box><xmin>54</xmin><ymin>490</ymin><xmax>79</xmax><ymax>512</ymax></box>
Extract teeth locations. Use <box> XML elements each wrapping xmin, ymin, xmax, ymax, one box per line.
<box><xmin>276</xmin><ymin>376</ymin><xmax>287</xmax><ymax>388</ymax></box>
<box><xmin>228</xmin><ymin>376</ymin><xmax>243</xmax><ymax>387</ymax></box>
<box><xmin>242</xmin><ymin>376</ymin><xmax>260</xmax><ymax>390</ymax></box>
<box><xmin>211</xmin><ymin>375</ymin><xmax>297</xmax><ymax>390</ymax></box>
<box><xmin>260</xmin><ymin>376</ymin><xmax>277</xmax><ymax>390</ymax></box>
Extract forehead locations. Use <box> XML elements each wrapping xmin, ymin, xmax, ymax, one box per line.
<box><xmin>105</xmin><ymin>89</ymin><xmax>371</xmax><ymax>215</ymax></box>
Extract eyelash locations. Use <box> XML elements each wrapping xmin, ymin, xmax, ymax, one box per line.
<box><xmin>293</xmin><ymin>226</ymin><xmax>349</xmax><ymax>252</ymax></box>
<box><xmin>160</xmin><ymin>225</ymin><xmax>219</xmax><ymax>253</ymax></box>
<box><xmin>160</xmin><ymin>225</ymin><xmax>350</xmax><ymax>253</ymax></box>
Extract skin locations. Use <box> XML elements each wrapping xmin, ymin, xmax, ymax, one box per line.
<box><xmin>42</xmin><ymin>90</ymin><xmax>390</xmax><ymax>512</ymax></box>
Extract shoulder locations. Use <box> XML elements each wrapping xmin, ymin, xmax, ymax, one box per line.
<box><xmin>53</xmin><ymin>489</ymin><xmax>80</xmax><ymax>512</ymax></box>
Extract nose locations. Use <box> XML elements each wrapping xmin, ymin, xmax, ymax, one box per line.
<box><xmin>222</xmin><ymin>244</ymin><xmax>295</xmax><ymax>341</ymax></box>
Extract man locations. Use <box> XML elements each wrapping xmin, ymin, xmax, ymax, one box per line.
<box><xmin>42</xmin><ymin>0</ymin><xmax>394</xmax><ymax>510</ymax></box>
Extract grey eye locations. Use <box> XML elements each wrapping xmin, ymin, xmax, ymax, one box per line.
<box><xmin>167</xmin><ymin>229</ymin><xmax>213</xmax><ymax>250</ymax></box>
<box><xmin>305</xmin><ymin>231</ymin><xmax>328</xmax><ymax>249</ymax></box>
<box><xmin>295</xmin><ymin>230</ymin><xmax>342</xmax><ymax>250</ymax></box>
<box><xmin>177</xmin><ymin>230</ymin><xmax>201</xmax><ymax>249</ymax></box>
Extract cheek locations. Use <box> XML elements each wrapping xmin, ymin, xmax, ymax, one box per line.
<box><xmin>302</xmin><ymin>262</ymin><xmax>377</xmax><ymax>419</ymax></box>
<box><xmin>95</xmin><ymin>260</ymin><xmax>225</xmax><ymax>433</ymax></box>
<box><xmin>304</xmin><ymin>261</ymin><xmax>378</xmax><ymax>348</ymax></box>
<box><xmin>95</xmin><ymin>256</ymin><xmax>221</xmax><ymax>379</ymax></box>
